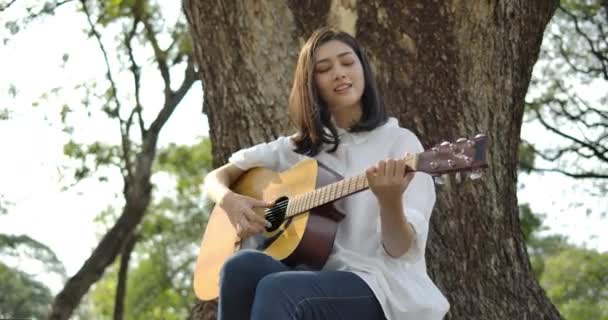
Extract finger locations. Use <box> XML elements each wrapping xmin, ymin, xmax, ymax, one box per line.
<box><xmin>365</xmin><ymin>165</ymin><xmax>377</xmax><ymax>175</ymax></box>
<box><xmin>252</xmin><ymin>198</ymin><xmax>273</xmax><ymax>208</ymax></box>
<box><xmin>386</xmin><ymin>159</ymin><xmax>396</xmax><ymax>177</ymax></box>
<box><xmin>377</xmin><ymin>161</ymin><xmax>386</xmax><ymax>177</ymax></box>
<box><xmin>395</xmin><ymin>158</ymin><xmax>406</xmax><ymax>179</ymax></box>
<box><xmin>236</xmin><ymin>218</ymin><xmax>250</xmax><ymax>238</ymax></box>
<box><xmin>242</xmin><ymin>216</ymin><xmax>262</xmax><ymax>238</ymax></box>
<box><xmin>244</xmin><ymin>208</ymin><xmax>266</xmax><ymax>231</ymax></box>
<box><xmin>403</xmin><ymin>152</ymin><xmax>413</xmax><ymax>172</ymax></box>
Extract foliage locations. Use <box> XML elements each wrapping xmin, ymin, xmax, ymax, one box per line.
<box><xmin>90</xmin><ymin>139</ymin><xmax>213</xmax><ymax>318</ymax></box>
<box><xmin>0</xmin><ymin>261</ymin><xmax>53</xmax><ymax>319</ymax></box>
<box><xmin>0</xmin><ymin>234</ymin><xmax>66</xmax><ymax>277</ymax></box>
<box><xmin>520</xmin><ymin>204</ymin><xmax>608</xmax><ymax>319</ymax></box>
<box><xmin>541</xmin><ymin>247</ymin><xmax>608</xmax><ymax>320</ymax></box>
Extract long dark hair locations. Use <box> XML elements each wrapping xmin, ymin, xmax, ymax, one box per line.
<box><xmin>288</xmin><ymin>26</ymin><xmax>387</xmax><ymax>156</ymax></box>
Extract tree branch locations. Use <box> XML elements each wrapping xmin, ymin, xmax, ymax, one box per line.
<box><xmin>558</xmin><ymin>4</ymin><xmax>608</xmax><ymax>79</ymax></box>
<box><xmin>147</xmin><ymin>57</ymin><xmax>198</xmax><ymax>138</ymax></box>
<box><xmin>0</xmin><ymin>0</ymin><xmax>18</xmax><ymax>12</ymax></box>
<box><xmin>142</xmin><ymin>16</ymin><xmax>171</xmax><ymax>95</ymax></box>
<box><xmin>528</xmin><ymin>167</ymin><xmax>608</xmax><ymax>179</ymax></box>
<box><xmin>124</xmin><ymin>15</ymin><xmax>146</xmax><ymax>140</ymax></box>
<box><xmin>81</xmin><ymin>0</ymin><xmax>134</xmax><ymax>182</ymax></box>
<box><xmin>533</xmin><ymin>108</ymin><xmax>608</xmax><ymax>162</ymax></box>
<box><xmin>113</xmin><ymin>232</ymin><xmax>138</xmax><ymax>320</ymax></box>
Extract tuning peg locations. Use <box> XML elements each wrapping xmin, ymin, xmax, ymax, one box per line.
<box><xmin>433</xmin><ymin>175</ymin><xmax>447</xmax><ymax>185</ymax></box>
<box><xmin>455</xmin><ymin>172</ymin><xmax>462</xmax><ymax>183</ymax></box>
<box><xmin>440</xmin><ymin>141</ymin><xmax>453</xmax><ymax>150</ymax></box>
<box><xmin>469</xmin><ymin>169</ymin><xmax>484</xmax><ymax>180</ymax></box>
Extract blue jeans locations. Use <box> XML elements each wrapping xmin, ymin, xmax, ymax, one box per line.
<box><xmin>218</xmin><ymin>250</ymin><xmax>386</xmax><ymax>320</ymax></box>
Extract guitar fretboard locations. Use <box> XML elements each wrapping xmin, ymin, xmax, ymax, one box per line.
<box><xmin>285</xmin><ymin>154</ymin><xmax>417</xmax><ymax>217</ymax></box>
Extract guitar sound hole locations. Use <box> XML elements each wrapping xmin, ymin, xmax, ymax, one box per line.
<box><xmin>264</xmin><ymin>196</ymin><xmax>288</xmax><ymax>232</ymax></box>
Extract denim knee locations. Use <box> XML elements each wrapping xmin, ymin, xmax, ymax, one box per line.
<box><xmin>255</xmin><ymin>272</ymin><xmax>289</xmax><ymax>297</ymax></box>
<box><xmin>220</xmin><ymin>250</ymin><xmax>269</xmax><ymax>283</ymax></box>
<box><xmin>252</xmin><ymin>272</ymin><xmax>295</xmax><ymax>318</ymax></box>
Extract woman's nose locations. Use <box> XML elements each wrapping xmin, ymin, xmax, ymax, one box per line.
<box><xmin>334</xmin><ymin>71</ymin><xmax>346</xmax><ymax>80</ymax></box>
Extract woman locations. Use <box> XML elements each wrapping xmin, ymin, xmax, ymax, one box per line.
<box><xmin>203</xmin><ymin>26</ymin><xmax>450</xmax><ymax>320</ymax></box>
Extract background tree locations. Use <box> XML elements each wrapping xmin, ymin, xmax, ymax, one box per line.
<box><xmin>522</xmin><ymin>0</ymin><xmax>607</xmax><ymax>190</ymax></box>
<box><xmin>2</xmin><ymin>0</ymin><xmax>204</xmax><ymax>318</ymax></box>
<box><xmin>0</xmin><ymin>211</ymin><xmax>66</xmax><ymax>318</ymax></box>
<box><xmin>0</xmin><ymin>202</ymin><xmax>64</xmax><ymax>319</ymax></box>
<box><xmin>519</xmin><ymin>204</ymin><xmax>608</xmax><ymax>320</ymax></box>
<box><xmin>89</xmin><ymin>139</ymin><xmax>213</xmax><ymax>320</ymax></box>
<box><xmin>183</xmin><ymin>1</ymin><xmax>561</xmax><ymax>319</ymax></box>
<box><xmin>517</xmin><ymin>1</ymin><xmax>608</xmax><ymax>317</ymax></box>
<box><xmin>0</xmin><ymin>262</ymin><xmax>53</xmax><ymax>319</ymax></box>
<box><xmin>12</xmin><ymin>0</ymin><xmax>201</xmax><ymax>318</ymax></box>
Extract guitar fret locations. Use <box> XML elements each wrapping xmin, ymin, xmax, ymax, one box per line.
<box><xmin>301</xmin><ymin>192</ymin><xmax>308</xmax><ymax>213</ymax></box>
<box><xmin>346</xmin><ymin>177</ymin><xmax>353</xmax><ymax>194</ymax></box>
<box><xmin>336</xmin><ymin>180</ymin><xmax>344</xmax><ymax>199</ymax></box>
<box><xmin>292</xmin><ymin>195</ymin><xmax>300</xmax><ymax>216</ymax></box>
<box><xmin>294</xmin><ymin>194</ymin><xmax>301</xmax><ymax>215</ymax></box>
<box><xmin>320</xmin><ymin>188</ymin><xmax>326</xmax><ymax>206</ymax></box>
<box><xmin>287</xmin><ymin>197</ymin><xmax>293</xmax><ymax>217</ymax></box>
<box><xmin>305</xmin><ymin>191</ymin><xmax>313</xmax><ymax>211</ymax></box>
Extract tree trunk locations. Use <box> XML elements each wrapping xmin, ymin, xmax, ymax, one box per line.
<box><xmin>47</xmin><ymin>59</ymin><xmax>198</xmax><ymax>320</ymax></box>
<box><xmin>114</xmin><ymin>233</ymin><xmax>137</xmax><ymax>320</ymax></box>
<box><xmin>183</xmin><ymin>1</ymin><xmax>561</xmax><ymax>319</ymax></box>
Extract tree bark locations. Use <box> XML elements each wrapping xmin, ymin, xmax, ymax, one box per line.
<box><xmin>183</xmin><ymin>0</ymin><xmax>561</xmax><ymax>319</ymax></box>
<box><xmin>113</xmin><ymin>233</ymin><xmax>137</xmax><ymax>320</ymax></box>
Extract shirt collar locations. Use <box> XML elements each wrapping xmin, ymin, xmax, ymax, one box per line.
<box><xmin>326</xmin><ymin>117</ymin><xmax>398</xmax><ymax>145</ymax></box>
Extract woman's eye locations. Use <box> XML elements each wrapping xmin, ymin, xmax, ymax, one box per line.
<box><xmin>342</xmin><ymin>60</ymin><xmax>354</xmax><ymax>66</ymax></box>
<box><xmin>315</xmin><ymin>67</ymin><xmax>330</xmax><ymax>73</ymax></box>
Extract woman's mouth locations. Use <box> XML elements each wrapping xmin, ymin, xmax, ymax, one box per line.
<box><xmin>334</xmin><ymin>83</ymin><xmax>352</xmax><ymax>93</ymax></box>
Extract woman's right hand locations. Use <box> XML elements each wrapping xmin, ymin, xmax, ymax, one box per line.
<box><xmin>219</xmin><ymin>191</ymin><xmax>273</xmax><ymax>239</ymax></box>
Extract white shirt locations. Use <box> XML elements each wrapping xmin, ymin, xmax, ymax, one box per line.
<box><xmin>225</xmin><ymin>117</ymin><xmax>450</xmax><ymax>320</ymax></box>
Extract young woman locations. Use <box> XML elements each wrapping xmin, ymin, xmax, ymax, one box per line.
<box><xmin>203</xmin><ymin>26</ymin><xmax>450</xmax><ymax>320</ymax></box>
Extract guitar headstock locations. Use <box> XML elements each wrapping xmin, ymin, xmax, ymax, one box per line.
<box><xmin>416</xmin><ymin>134</ymin><xmax>489</xmax><ymax>183</ymax></box>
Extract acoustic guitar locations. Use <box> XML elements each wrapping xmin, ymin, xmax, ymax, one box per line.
<box><xmin>194</xmin><ymin>134</ymin><xmax>489</xmax><ymax>301</ymax></box>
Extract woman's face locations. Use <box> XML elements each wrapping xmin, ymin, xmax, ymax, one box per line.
<box><xmin>313</xmin><ymin>40</ymin><xmax>365</xmax><ymax>115</ymax></box>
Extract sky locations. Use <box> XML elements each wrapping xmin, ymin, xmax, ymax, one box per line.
<box><xmin>0</xmin><ymin>2</ymin><xmax>606</xmax><ymax>294</ymax></box>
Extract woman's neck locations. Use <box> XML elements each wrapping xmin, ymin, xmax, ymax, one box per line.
<box><xmin>331</xmin><ymin>104</ymin><xmax>362</xmax><ymax>129</ymax></box>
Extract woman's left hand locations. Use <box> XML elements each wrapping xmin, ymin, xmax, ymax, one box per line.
<box><xmin>365</xmin><ymin>154</ymin><xmax>414</xmax><ymax>208</ymax></box>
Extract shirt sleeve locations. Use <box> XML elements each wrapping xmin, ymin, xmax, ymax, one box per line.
<box><xmin>227</xmin><ymin>136</ymin><xmax>294</xmax><ymax>172</ymax></box>
<box><xmin>381</xmin><ymin>128</ymin><xmax>437</xmax><ymax>263</ymax></box>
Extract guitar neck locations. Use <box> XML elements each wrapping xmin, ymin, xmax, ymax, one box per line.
<box><xmin>285</xmin><ymin>153</ymin><xmax>418</xmax><ymax>218</ymax></box>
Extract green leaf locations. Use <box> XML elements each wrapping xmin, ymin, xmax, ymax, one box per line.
<box><xmin>0</xmin><ymin>261</ymin><xmax>53</xmax><ymax>319</ymax></box>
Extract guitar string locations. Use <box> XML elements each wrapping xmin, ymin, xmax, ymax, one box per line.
<box><xmin>264</xmin><ymin>175</ymin><xmax>367</xmax><ymax>219</ymax></box>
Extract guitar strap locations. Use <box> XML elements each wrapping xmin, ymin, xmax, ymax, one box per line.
<box><xmin>316</xmin><ymin>160</ymin><xmax>343</xmax><ymax>187</ymax></box>
<box><xmin>315</xmin><ymin>160</ymin><xmax>348</xmax><ymax>221</ymax></box>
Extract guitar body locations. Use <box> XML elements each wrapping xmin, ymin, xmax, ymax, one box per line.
<box><xmin>193</xmin><ymin>134</ymin><xmax>490</xmax><ymax>301</ymax></box>
<box><xmin>193</xmin><ymin>158</ymin><xmax>344</xmax><ymax>301</ymax></box>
